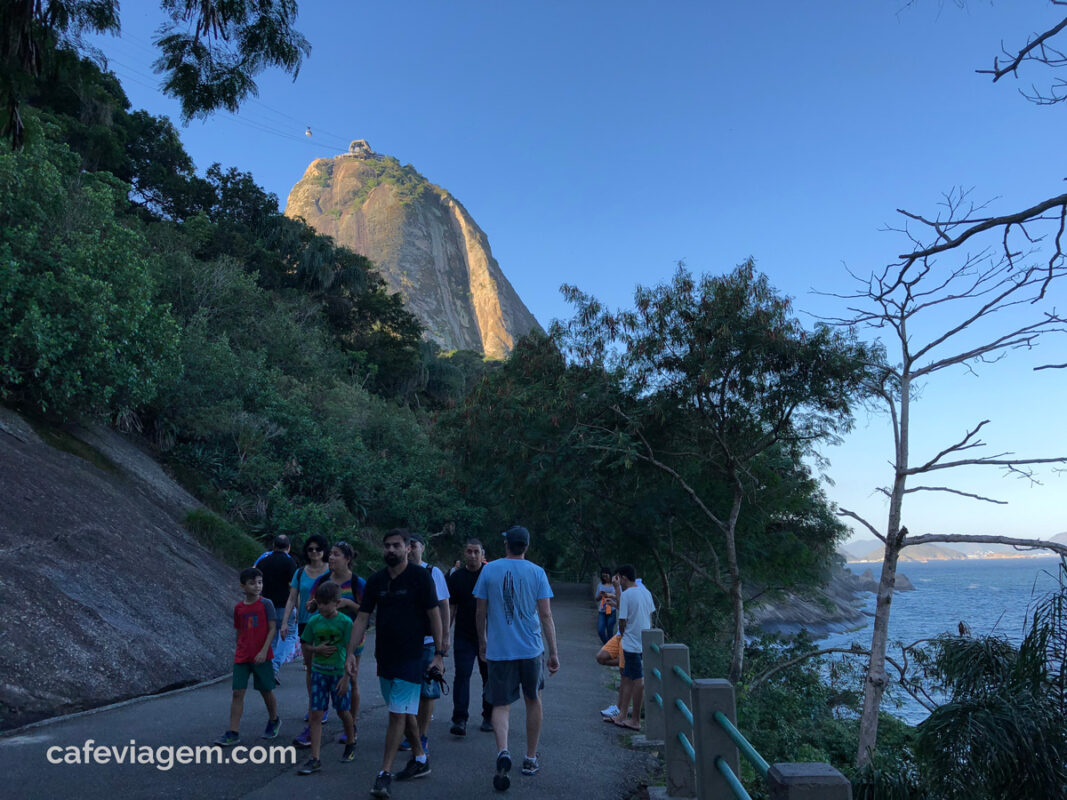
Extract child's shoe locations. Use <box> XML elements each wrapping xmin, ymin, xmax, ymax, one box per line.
<box><xmin>213</xmin><ymin>730</ymin><xmax>239</xmax><ymax>746</ymax></box>
<box><xmin>297</xmin><ymin>757</ymin><xmax>322</xmax><ymax>775</ymax></box>
<box><xmin>341</xmin><ymin>743</ymin><xmax>356</xmax><ymax>762</ymax></box>
<box><xmin>293</xmin><ymin>726</ymin><xmax>311</xmax><ymax>748</ymax></box>
<box><xmin>262</xmin><ymin>717</ymin><xmax>281</xmax><ymax>739</ymax></box>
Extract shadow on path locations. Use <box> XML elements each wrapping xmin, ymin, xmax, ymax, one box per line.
<box><xmin>0</xmin><ymin>582</ymin><xmax>657</xmax><ymax>799</ymax></box>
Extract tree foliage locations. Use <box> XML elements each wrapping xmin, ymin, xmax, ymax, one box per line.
<box><xmin>0</xmin><ymin>120</ymin><xmax>181</xmax><ymax>417</ymax></box>
<box><xmin>1</xmin><ymin>0</ymin><xmax>308</xmax><ymax>148</ymax></box>
<box><xmin>557</xmin><ymin>262</ymin><xmax>868</xmax><ymax>680</ymax></box>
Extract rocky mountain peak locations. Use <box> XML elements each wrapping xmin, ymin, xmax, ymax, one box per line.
<box><xmin>284</xmin><ymin>145</ymin><xmax>540</xmax><ymax>359</ymax></box>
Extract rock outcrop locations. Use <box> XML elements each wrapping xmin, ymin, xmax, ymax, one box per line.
<box><xmin>0</xmin><ymin>406</ymin><xmax>236</xmax><ymax>730</ymax></box>
<box><xmin>284</xmin><ymin>141</ymin><xmax>541</xmax><ymax>359</ymax></box>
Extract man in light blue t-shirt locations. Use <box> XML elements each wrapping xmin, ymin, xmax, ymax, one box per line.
<box><xmin>474</xmin><ymin>525</ymin><xmax>559</xmax><ymax>791</ymax></box>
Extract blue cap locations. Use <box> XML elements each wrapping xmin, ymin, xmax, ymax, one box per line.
<box><xmin>503</xmin><ymin>526</ymin><xmax>530</xmax><ymax>547</ymax></box>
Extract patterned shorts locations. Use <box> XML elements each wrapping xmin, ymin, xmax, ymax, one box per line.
<box><xmin>310</xmin><ymin>670</ymin><xmax>352</xmax><ymax>712</ymax></box>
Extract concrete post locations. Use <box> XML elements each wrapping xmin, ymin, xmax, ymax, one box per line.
<box><xmin>660</xmin><ymin>643</ymin><xmax>696</xmax><ymax>798</ymax></box>
<box><xmin>642</xmin><ymin>628</ymin><xmax>666</xmax><ymax>744</ymax></box>
<box><xmin>768</xmin><ymin>763</ymin><xmax>853</xmax><ymax>800</ymax></box>
<box><xmin>691</xmin><ymin>679</ymin><xmax>739</xmax><ymax>800</ymax></box>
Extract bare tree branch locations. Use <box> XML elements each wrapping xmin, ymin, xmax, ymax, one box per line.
<box><xmin>905</xmin><ymin>533</ymin><xmax>1067</xmax><ymax>558</ymax></box>
<box><xmin>838</xmin><ymin>507</ymin><xmax>886</xmax><ymax>542</ymax></box>
<box><xmin>902</xmin><ymin>485</ymin><xmax>1009</xmax><ymax>504</ymax></box>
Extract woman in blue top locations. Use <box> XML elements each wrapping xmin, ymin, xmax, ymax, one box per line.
<box><xmin>281</xmin><ymin>534</ymin><xmax>330</xmax><ymax>746</ymax></box>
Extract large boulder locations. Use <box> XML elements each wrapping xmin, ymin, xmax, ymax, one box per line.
<box><xmin>0</xmin><ymin>406</ymin><xmax>238</xmax><ymax>730</ymax></box>
<box><xmin>285</xmin><ymin>142</ymin><xmax>541</xmax><ymax>359</ymax></box>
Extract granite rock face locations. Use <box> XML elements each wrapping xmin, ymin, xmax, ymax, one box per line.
<box><xmin>0</xmin><ymin>407</ymin><xmax>237</xmax><ymax>730</ymax></box>
<box><xmin>284</xmin><ymin>141</ymin><xmax>541</xmax><ymax>359</ymax></box>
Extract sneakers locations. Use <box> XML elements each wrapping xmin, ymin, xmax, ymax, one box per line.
<box><xmin>493</xmin><ymin>749</ymin><xmax>511</xmax><ymax>791</ymax></box>
<box><xmin>213</xmin><ymin>730</ymin><xmax>239</xmax><ymax>746</ymax></box>
<box><xmin>449</xmin><ymin>719</ymin><xmax>466</xmax><ymax>736</ymax></box>
<box><xmin>601</xmin><ymin>704</ymin><xmax>621</xmax><ymax>718</ymax></box>
<box><xmin>297</xmin><ymin>757</ymin><xmax>321</xmax><ymax>775</ymax></box>
<box><xmin>521</xmin><ymin>754</ymin><xmax>540</xmax><ymax>775</ymax></box>
<box><xmin>262</xmin><ymin>717</ymin><xmax>281</xmax><ymax>739</ymax></box>
<box><xmin>398</xmin><ymin>734</ymin><xmax>429</xmax><ymax>753</ymax></box>
<box><xmin>396</xmin><ymin>758</ymin><xmax>432</xmax><ymax>781</ymax></box>
<box><xmin>340</xmin><ymin>744</ymin><xmax>356</xmax><ymax>762</ymax></box>
<box><xmin>293</xmin><ymin>726</ymin><xmax>311</xmax><ymax>748</ymax></box>
<box><xmin>338</xmin><ymin>731</ymin><xmax>357</xmax><ymax>744</ymax></box>
<box><xmin>371</xmin><ymin>771</ymin><xmax>393</xmax><ymax>798</ymax></box>
<box><xmin>479</xmin><ymin>718</ymin><xmax>494</xmax><ymax>732</ymax></box>
<box><xmin>303</xmin><ymin>709</ymin><xmax>329</xmax><ymax>723</ymax></box>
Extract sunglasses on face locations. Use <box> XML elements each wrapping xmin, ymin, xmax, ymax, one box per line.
<box><xmin>306</xmin><ymin>547</ymin><xmax>322</xmax><ymax>553</ymax></box>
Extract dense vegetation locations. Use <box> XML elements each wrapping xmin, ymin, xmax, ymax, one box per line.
<box><xmin>5</xmin><ymin>34</ymin><xmax>1062</xmax><ymax>798</ymax></box>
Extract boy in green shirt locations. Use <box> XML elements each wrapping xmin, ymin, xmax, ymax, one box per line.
<box><xmin>297</xmin><ymin>580</ymin><xmax>356</xmax><ymax>775</ymax></box>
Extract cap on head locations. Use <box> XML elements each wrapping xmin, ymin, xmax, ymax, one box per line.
<box><xmin>503</xmin><ymin>525</ymin><xmax>530</xmax><ymax>547</ymax></box>
<box><xmin>409</xmin><ymin>532</ymin><xmax>426</xmax><ymax>546</ymax></box>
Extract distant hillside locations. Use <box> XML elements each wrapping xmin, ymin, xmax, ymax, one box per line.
<box><xmin>840</xmin><ymin>539</ymin><xmax>966</xmax><ymax>562</ymax></box>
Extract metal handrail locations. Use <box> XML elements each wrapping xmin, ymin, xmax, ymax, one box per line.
<box><xmin>675</xmin><ymin>697</ymin><xmax>693</xmax><ymax>726</ymax></box>
<box><xmin>716</xmin><ymin>755</ymin><xmax>753</xmax><ymax>800</ymax></box>
<box><xmin>714</xmin><ymin>710</ymin><xmax>771</xmax><ymax>778</ymax></box>
<box><xmin>678</xmin><ymin>731</ymin><xmax>696</xmax><ymax>763</ymax></box>
<box><xmin>672</xmin><ymin>664</ymin><xmax>693</xmax><ymax>686</ymax></box>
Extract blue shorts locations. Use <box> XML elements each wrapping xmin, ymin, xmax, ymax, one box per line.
<box><xmin>379</xmin><ymin>677</ymin><xmax>421</xmax><ymax>715</ymax></box>
<box><xmin>420</xmin><ymin>643</ymin><xmax>442</xmax><ymax>699</ymax></box>
<box><xmin>310</xmin><ymin>670</ymin><xmax>352</xmax><ymax>712</ymax></box>
<box><xmin>621</xmin><ymin>651</ymin><xmax>643</xmax><ymax>680</ymax></box>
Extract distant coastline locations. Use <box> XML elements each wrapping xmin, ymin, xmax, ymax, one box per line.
<box><xmin>839</xmin><ymin>533</ymin><xmax>1067</xmax><ymax>565</ymax></box>
<box><xmin>846</xmin><ymin>551</ymin><xmax>1057</xmax><ymax>564</ymax></box>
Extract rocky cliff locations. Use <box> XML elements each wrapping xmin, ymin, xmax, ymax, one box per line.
<box><xmin>0</xmin><ymin>407</ymin><xmax>236</xmax><ymax>730</ymax></box>
<box><xmin>284</xmin><ymin>140</ymin><xmax>541</xmax><ymax>359</ymax></box>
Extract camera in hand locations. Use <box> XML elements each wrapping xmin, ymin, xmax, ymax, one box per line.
<box><xmin>425</xmin><ymin>665</ymin><xmax>445</xmax><ymax>683</ymax></box>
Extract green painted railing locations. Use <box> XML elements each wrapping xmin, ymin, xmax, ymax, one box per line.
<box><xmin>637</xmin><ymin>628</ymin><xmax>852</xmax><ymax>800</ymax></box>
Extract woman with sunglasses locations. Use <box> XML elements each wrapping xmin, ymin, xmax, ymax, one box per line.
<box><xmin>282</xmin><ymin>535</ymin><xmax>331</xmax><ymax>747</ymax></box>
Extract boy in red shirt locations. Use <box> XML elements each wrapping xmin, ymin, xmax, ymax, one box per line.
<box><xmin>214</xmin><ymin>568</ymin><xmax>281</xmax><ymax>745</ymax></box>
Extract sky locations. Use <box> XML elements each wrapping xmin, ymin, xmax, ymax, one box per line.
<box><xmin>92</xmin><ymin>1</ymin><xmax>1067</xmax><ymax>545</ymax></box>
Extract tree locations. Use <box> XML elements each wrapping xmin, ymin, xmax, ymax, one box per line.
<box><xmin>0</xmin><ymin>119</ymin><xmax>181</xmax><ymax>417</ymax></box>
<box><xmin>1</xmin><ymin>0</ymin><xmax>309</xmax><ymax>147</ymax></box>
<box><xmin>560</xmin><ymin>262</ymin><xmax>868</xmax><ymax>681</ymax></box>
<box><xmin>830</xmin><ymin>5</ymin><xmax>1067</xmax><ymax>767</ymax></box>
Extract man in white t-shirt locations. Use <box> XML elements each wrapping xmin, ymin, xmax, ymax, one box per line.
<box><xmin>402</xmin><ymin>532</ymin><xmax>450</xmax><ymax>756</ymax></box>
<box><xmin>611</xmin><ymin>564</ymin><xmax>655</xmax><ymax>731</ymax></box>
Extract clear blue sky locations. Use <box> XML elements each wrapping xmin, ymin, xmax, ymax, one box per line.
<box><xmin>96</xmin><ymin>1</ymin><xmax>1067</xmax><ymax>545</ymax></box>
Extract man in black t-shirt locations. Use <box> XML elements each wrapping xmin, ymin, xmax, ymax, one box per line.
<box><xmin>446</xmin><ymin>537</ymin><xmax>492</xmax><ymax>736</ymax></box>
<box><xmin>346</xmin><ymin>529</ymin><xmax>445</xmax><ymax>796</ymax></box>
<box><xmin>254</xmin><ymin>535</ymin><xmax>297</xmax><ymax>682</ymax></box>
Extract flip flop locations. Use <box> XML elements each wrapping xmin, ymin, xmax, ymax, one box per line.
<box><xmin>612</xmin><ymin>718</ymin><xmax>640</xmax><ymax>730</ymax></box>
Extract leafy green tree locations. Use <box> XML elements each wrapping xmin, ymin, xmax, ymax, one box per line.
<box><xmin>0</xmin><ymin>119</ymin><xmax>180</xmax><ymax>417</ymax></box>
<box><xmin>559</xmin><ymin>261</ymin><xmax>869</xmax><ymax>681</ymax></box>
<box><xmin>2</xmin><ymin>0</ymin><xmax>309</xmax><ymax>147</ymax></box>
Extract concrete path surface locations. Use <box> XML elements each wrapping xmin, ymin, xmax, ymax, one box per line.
<box><xmin>1</xmin><ymin>582</ymin><xmax>656</xmax><ymax>799</ymax></box>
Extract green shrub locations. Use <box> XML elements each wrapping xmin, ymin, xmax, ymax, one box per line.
<box><xmin>183</xmin><ymin>508</ymin><xmax>262</xmax><ymax>568</ymax></box>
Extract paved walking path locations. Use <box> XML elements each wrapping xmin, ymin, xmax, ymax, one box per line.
<box><xmin>0</xmin><ymin>582</ymin><xmax>655</xmax><ymax>799</ymax></box>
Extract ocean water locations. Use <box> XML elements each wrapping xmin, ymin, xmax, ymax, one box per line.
<box><xmin>820</xmin><ymin>557</ymin><xmax>1065</xmax><ymax>724</ymax></box>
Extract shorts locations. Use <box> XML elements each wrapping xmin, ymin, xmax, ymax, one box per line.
<box><xmin>379</xmin><ymin>677</ymin><xmax>421</xmax><ymax>715</ymax></box>
<box><xmin>232</xmin><ymin>661</ymin><xmax>275</xmax><ymax>692</ymax></box>
<box><xmin>310</xmin><ymin>670</ymin><xmax>352</xmax><ymax>712</ymax></box>
<box><xmin>419</xmin><ymin>643</ymin><xmax>442</xmax><ymax>699</ymax></box>
<box><xmin>486</xmin><ymin>657</ymin><xmax>544</xmax><ymax>706</ymax></box>
<box><xmin>621</xmin><ymin>650</ymin><xmax>643</xmax><ymax>680</ymax></box>
<box><xmin>600</xmin><ymin>634</ymin><xmax>626</xmax><ymax>668</ymax></box>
